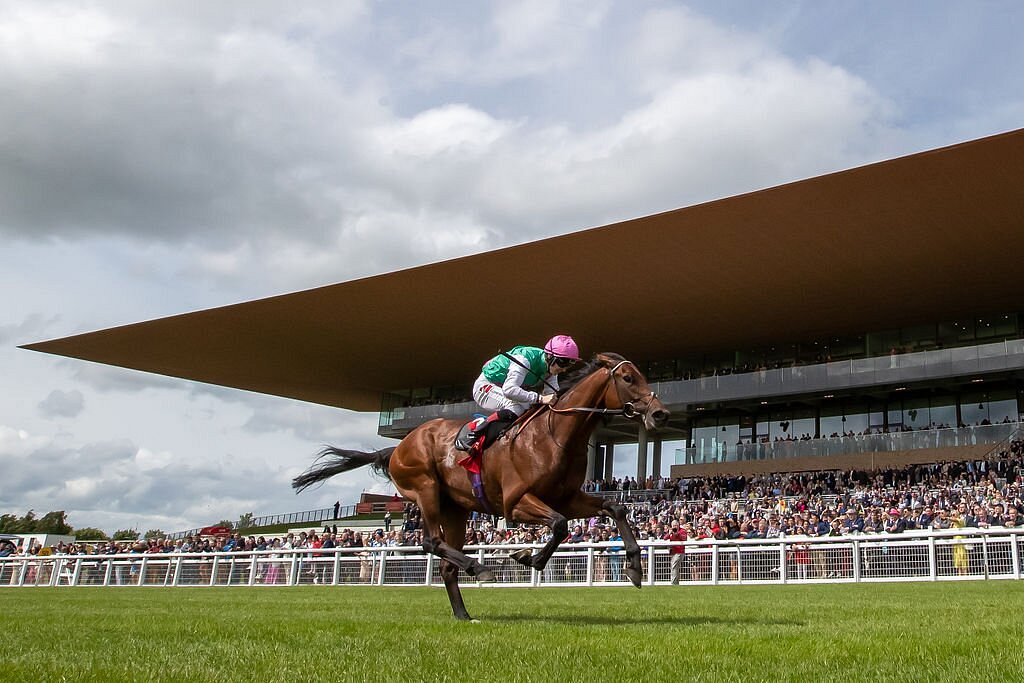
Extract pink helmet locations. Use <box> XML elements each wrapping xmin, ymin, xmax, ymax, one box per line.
<box><xmin>544</xmin><ymin>334</ymin><xmax>580</xmax><ymax>360</ymax></box>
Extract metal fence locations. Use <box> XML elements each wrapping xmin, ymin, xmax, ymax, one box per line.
<box><xmin>3</xmin><ymin>528</ymin><xmax>1021</xmax><ymax>588</ymax></box>
<box><xmin>682</xmin><ymin>421</ymin><xmax>1022</xmax><ymax>465</ymax></box>
<box><xmin>169</xmin><ymin>506</ymin><xmax>357</xmax><ymax>540</ymax></box>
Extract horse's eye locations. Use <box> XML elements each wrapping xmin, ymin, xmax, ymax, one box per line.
<box><xmin>622</xmin><ymin>374</ymin><xmax>634</xmax><ymax>384</ymax></box>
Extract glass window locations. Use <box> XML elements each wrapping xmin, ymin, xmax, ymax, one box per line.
<box><xmin>887</xmin><ymin>405</ymin><xmax>903</xmax><ymax>431</ymax></box>
<box><xmin>975</xmin><ymin>316</ymin><xmax>998</xmax><ymax>340</ymax></box>
<box><xmin>768</xmin><ymin>412</ymin><xmax>791</xmax><ymax>441</ymax></box>
<box><xmin>957</xmin><ymin>320</ymin><xmax>976</xmax><ymax>343</ymax></box>
<box><xmin>902</xmin><ymin>324</ymin><xmax>937</xmax><ymax>352</ymax></box>
<box><xmin>984</xmin><ymin>389</ymin><xmax>1019</xmax><ymax>424</ymax></box>
<box><xmin>960</xmin><ymin>393</ymin><xmax>987</xmax><ymax>426</ymax></box>
<box><xmin>612</xmin><ymin>444</ymin><xmax>637</xmax><ymax>478</ymax></box>
<box><xmin>990</xmin><ymin>398</ymin><xmax>1018</xmax><ymax>424</ymax></box>
<box><xmin>902</xmin><ymin>397</ymin><xmax>929</xmax><ymax>430</ymax></box>
<box><xmin>830</xmin><ymin>335</ymin><xmax>866</xmax><ymax>361</ymax></box>
<box><xmin>647</xmin><ymin>359</ymin><xmax>676</xmax><ymax>381</ymax></box>
<box><xmin>929</xmin><ymin>397</ymin><xmax>957</xmax><ymax>429</ymax></box>
<box><xmin>844</xmin><ymin>412</ymin><xmax>869</xmax><ymax>435</ymax></box>
<box><xmin>994</xmin><ymin>313</ymin><xmax>1019</xmax><ymax>338</ymax></box>
<box><xmin>867</xmin><ymin>330</ymin><xmax>900</xmax><ymax>356</ymax></box>
<box><xmin>938</xmin><ymin>321</ymin><xmax>963</xmax><ymax>348</ymax></box>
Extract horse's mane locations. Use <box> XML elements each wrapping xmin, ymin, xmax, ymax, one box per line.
<box><xmin>557</xmin><ymin>352</ymin><xmax>626</xmax><ymax>393</ymax></box>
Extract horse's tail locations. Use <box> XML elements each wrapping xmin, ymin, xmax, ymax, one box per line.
<box><xmin>292</xmin><ymin>445</ymin><xmax>397</xmax><ymax>493</ymax></box>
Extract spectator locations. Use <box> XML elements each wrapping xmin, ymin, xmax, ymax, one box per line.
<box><xmin>663</xmin><ymin>521</ymin><xmax>687</xmax><ymax>585</ymax></box>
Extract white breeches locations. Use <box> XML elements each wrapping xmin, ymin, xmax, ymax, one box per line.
<box><xmin>472</xmin><ymin>374</ymin><xmax>530</xmax><ymax>416</ymax></box>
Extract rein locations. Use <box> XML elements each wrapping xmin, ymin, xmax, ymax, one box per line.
<box><xmin>508</xmin><ymin>359</ymin><xmax>655</xmax><ymax>446</ymax></box>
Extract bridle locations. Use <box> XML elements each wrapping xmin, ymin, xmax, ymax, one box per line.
<box><xmin>547</xmin><ymin>359</ymin><xmax>657</xmax><ymax>420</ymax></box>
<box><xmin>507</xmin><ymin>359</ymin><xmax>659</xmax><ymax>447</ymax></box>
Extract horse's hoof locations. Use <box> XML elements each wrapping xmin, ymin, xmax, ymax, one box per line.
<box><xmin>509</xmin><ymin>548</ymin><xmax>533</xmax><ymax>566</ymax></box>
<box><xmin>625</xmin><ymin>567</ymin><xmax>643</xmax><ymax>588</ymax></box>
<box><xmin>470</xmin><ymin>618</ymin><xmax>481</xmax><ymax>624</ymax></box>
<box><xmin>476</xmin><ymin>568</ymin><xmax>496</xmax><ymax>583</ymax></box>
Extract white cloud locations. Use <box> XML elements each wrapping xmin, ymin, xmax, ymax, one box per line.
<box><xmin>1</xmin><ymin>1</ymin><xmax>1021</xmax><ymax>534</ymax></box>
<box><xmin>38</xmin><ymin>389</ymin><xmax>84</xmax><ymax>419</ymax></box>
<box><xmin>0</xmin><ymin>425</ymin><xmax>49</xmax><ymax>458</ymax></box>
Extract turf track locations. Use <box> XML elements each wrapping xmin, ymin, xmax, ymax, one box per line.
<box><xmin>3</xmin><ymin>582</ymin><xmax>1023</xmax><ymax>682</ymax></box>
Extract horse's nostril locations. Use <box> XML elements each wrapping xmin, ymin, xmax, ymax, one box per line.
<box><xmin>652</xmin><ymin>410</ymin><xmax>669</xmax><ymax>425</ymax></box>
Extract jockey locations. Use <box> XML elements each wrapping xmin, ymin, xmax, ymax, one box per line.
<box><xmin>455</xmin><ymin>334</ymin><xmax>581</xmax><ymax>467</ymax></box>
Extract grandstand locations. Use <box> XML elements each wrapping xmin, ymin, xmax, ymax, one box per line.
<box><xmin>22</xmin><ymin>127</ymin><xmax>1024</xmax><ymax>483</ymax></box>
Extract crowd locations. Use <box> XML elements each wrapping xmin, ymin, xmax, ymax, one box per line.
<box><xmin>578</xmin><ymin>439</ymin><xmax>1024</xmax><ymax>543</ymax></box>
<box><xmin>5</xmin><ymin>441</ymin><xmax>1024</xmax><ymax>585</ymax></box>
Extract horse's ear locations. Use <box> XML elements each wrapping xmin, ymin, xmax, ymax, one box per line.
<box><xmin>594</xmin><ymin>352</ymin><xmax>624</xmax><ymax>367</ymax></box>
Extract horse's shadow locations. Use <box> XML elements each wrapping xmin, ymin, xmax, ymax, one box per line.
<box><xmin>483</xmin><ymin>614</ymin><xmax>805</xmax><ymax>627</ymax></box>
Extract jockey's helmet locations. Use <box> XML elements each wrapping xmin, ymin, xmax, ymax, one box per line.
<box><xmin>544</xmin><ymin>334</ymin><xmax>580</xmax><ymax>360</ymax></box>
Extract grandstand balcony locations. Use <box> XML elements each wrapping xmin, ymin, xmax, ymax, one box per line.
<box><xmin>377</xmin><ymin>339</ymin><xmax>1024</xmax><ymax>479</ymax></box>
<box><xmin>655</xmin><ymin>338</ymin><xmax>1024</xmax><ymax>407</ymax></box>
<box><xmin>677</xmin><ymin>420</ymin><xmax>1021</xmax><ymax>471</ymax></box>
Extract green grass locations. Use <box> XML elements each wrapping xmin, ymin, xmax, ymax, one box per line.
<box><xmin>3</xmin><ymin>582</ymin><xmax>1024</xmax><ymax>682</ymax></box>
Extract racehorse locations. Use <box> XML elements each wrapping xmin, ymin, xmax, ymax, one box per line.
<box><xmin>292</xmin><ymin>352</ymin><xmax>670</xmax><ymax>621</ymax></box>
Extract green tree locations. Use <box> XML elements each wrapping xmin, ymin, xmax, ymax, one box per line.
<box><xmin>36</xmin><ymin>510</ymin><xmax>72</xmax><ymax>535</ymax></box>
<box><xmin>215</xmin><ymin>519</ymin><xmax>235</xmax><ymax>529</ymax></box>
<box><xmin>236</xmin><ymin>512</ymin><xmax>255</xmax><ymax>530</ymax></box>
<box><xmin>74</xmin><ymin>527</ymin><xmax>109</xmax><ymax>541</ymax></box>
<box><xmin>4</xmin><ymin>510</ymin><xmax>37</xmax><ymax>533</ymax></box>
<box><xmin>143</xmin><ymin>529</ymin><xmax>166</xmax><ymax>540</ymax></box>
<box><xmin>112</xmin><ymin>528</ymin><xmax>139</xmax><ymax>541</ymax></box>
<box><xmin>0</xmin><ymin>513</ymin><xmax>18</xmax><ymax>533</ymax></box>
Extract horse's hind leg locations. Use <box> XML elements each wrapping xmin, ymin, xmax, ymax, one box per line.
<box><xmin>416</xmin><ymin>491</ymin><xmax>494</xmax><ymax>621</ymax></box>
<box><xmin>437</xmin><ymin>504</ymin><xmax>478</xmax><ymax>622</ymax></box>
<box><xmin>420</xmin><ymin>514</ymin><xmax>494</xmax><ymax>582</ymax></box>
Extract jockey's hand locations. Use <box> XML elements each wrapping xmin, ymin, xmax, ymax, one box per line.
<box><xmin>539</xmin><ymin>393</ymin><xmax>557</xmax><ymax>406</ymax></box>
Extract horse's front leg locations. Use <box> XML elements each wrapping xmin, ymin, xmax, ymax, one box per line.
<box><xmin>553</xmin><ymin>493</ymin><xmax>644</xmax><ymax>588</ymax></box>
<box><xmin>599</xmin><ymin>498</ymin><xmax>644</xmax><ymax>588</ymax></box>
<box><xmin>507</xmin><ymin>493</ymin><xmax>568</xmax><ymax>571</ymax></box>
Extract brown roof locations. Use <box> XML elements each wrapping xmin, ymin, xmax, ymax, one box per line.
<box><xmin>23</xmin><ymin>128</ymin><xmax>1024</xmax><ymax>412</ymax></box>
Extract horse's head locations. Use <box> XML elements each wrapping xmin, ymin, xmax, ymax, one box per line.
<box><xmin>567</xmin><ymin>353</ymin><xmax>670</xmax><ymax>430</ymax></box>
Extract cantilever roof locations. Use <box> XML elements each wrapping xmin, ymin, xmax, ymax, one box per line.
<box><xmin>23</xmin><ymin>128</ymin><xmax>1024</xmax><ymax>412</ymax></box>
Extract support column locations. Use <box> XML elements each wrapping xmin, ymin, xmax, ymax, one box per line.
<box><xmin>636</xmin><ymin>426</ymin><xmax>648</xmax><ymax>485</ymax></box>
<box><xmin>651</xmin><ymin>439</ymin><xmax>662</xmax><ymax>481</ymax></box>
<box><xmin>603</xmin><ymin>443</ymin><xmax>615</xmax><ymax>481</ymax></box>
<box><xmin>586</xmin><ymin>434</ymin><xmax>597</xmax><ymax>482</ymax></box>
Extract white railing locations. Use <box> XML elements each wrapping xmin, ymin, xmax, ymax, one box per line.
<box><xmin>2</xmin><ymin>528</ymin><xmax>1021</xmax><ymax>588</ymax></box>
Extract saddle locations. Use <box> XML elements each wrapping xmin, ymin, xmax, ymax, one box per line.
<box><xmin>454</xmin><ymin>410</ymin><xmax>517</xmax><ymax>473</ymax></box>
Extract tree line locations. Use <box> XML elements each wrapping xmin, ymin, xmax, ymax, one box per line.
<box><xmin>1</xmin><ymin>509</ymin><xmax>148</xmax><ymax>542</ymax></box>
<box><xmin>0</xmin><ymin>509</ymin><xmax>256</xmax><ymax>543</ymax></box>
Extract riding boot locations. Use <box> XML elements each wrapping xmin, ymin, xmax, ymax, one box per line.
<box><xmin>455</xmin><ymin>410</ymin><xmax>513</xmax><ymax>451</ymax></box>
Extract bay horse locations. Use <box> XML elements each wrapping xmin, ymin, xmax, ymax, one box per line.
<box><xmin>293</xmin><ymin>352</ymin><xmax>669</xmax><ymax>621</ymax></box>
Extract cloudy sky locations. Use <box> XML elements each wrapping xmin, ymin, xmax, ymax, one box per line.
<box><xmin>2</xmin><ymin>1</ymin><xmax>1022</xmax><ymax>536</ymax></box>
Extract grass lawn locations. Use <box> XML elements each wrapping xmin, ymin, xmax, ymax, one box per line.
<box><xmin>2</xmin><ymin>582</ymin><xmax>1023</xmax><ymax>682</ymax></box>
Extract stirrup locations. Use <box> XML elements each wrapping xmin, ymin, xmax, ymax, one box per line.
<box><xmin>454</xmin><ymin>417</ymin><xmax>484</xmax><ymax>451</ymax></box>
